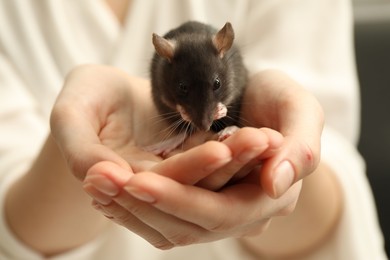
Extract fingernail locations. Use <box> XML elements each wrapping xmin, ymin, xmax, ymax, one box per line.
<box><xmin>125</xmin><ymin>187</ymin><xmax>156</xmax><ymax>203</ymax></box>
<box><xmin>85</xmin><ymin>175</ymin><xmax>119</xmax><ymax>197</ymax></box>
<box><xmin>272</xmin><ymin>161</ymin><xmax>295</xmax><ymax>197</ymax></box>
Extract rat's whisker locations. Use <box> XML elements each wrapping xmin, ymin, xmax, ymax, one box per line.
<box><xmin>162</xmin><ymin>118</ymin><xmax>183</xmax><ymax>141</ymax></box>
<box><xmin>133</xmin><ymin>111</ymin><xmax>179</xmax><ymax>133</ymax></box>
<box><xmin>135</xmin><ymin>112</ymin><xmax>183</xmax><ymax>145</ymax></box>
<box><xmin>212</xmin><ymin>119</ymin><xmax>225</xmax><ymax>132</ymax></box>
<box><xmin>238</xmin><ymin>116</ymin><xmax>251</xmax><ymax>127</ymax></box>
<box><xmin>180</xmin><ymin>121</ymin><xmax>192</xmax><ymax>151</ymax></box>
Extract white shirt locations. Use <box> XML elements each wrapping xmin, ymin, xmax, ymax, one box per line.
<box><xmin>0</xmin><ymin>0</ymin><xmax>386</xmax><ymax>259</ymax></box>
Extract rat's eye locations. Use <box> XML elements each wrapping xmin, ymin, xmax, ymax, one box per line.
<box><xmin>213</xmin><ymin>77</ymin><xmax>221</xmax><ymax>91</ymax></box>
<box><xmin>178</xmin><ymin>82</ymin><xmax>188</xmax><ymax>96</ymax></box>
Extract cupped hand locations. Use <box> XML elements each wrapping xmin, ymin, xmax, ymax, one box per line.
<box><xmin>51</xmin><ymin>65</ymin><xmax>321</xmax><ymax>249</ymax></box>
<box><xmin>241</xmin><ymin>70</ymin><xmax>324</xmax><ymax>198</ymax></box>
<box><xmin>50</xmin><ymin>64</ymin><xmax>277</xmax><ymax>184</ymax></box>
<box><xmin>50</xmin><ymin>64</ymin><xmax>163</xmax><ymax>180</ymax></box>
<box><xmin>82</xmin><ymin>129</ymin><xmax>299</xmax><ymax>249</ymax></box>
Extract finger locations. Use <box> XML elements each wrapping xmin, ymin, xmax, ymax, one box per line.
<box><xmin>111</xmin><ymin>181</ymin><xmax>221</xmax><ymax>247</ymax></box>
<box><xmin>196</xmin><ymin>127</ymin><xmax>283</xmax><ymax>190</ymax></box>
<box><xmin>51</xmin><ymin>99</ymin><xmax>130</xmax><ymax>179</ymax></box>
<box><xmin>124</xmin><ymin>172</ymin><xmax>276</xmax><ymax>232</ymax></box>
<box><xmin>83</xmin><ymin>161</ymin><xmax>134</xmax><ymax>205</ymax></box>
<box><xmin>120</xmin><ymin>172</ymin><xmax>301</xmax><ymax>245</ymax></box>
<box><xmin>166</xmin><ymin>130</ymin><xmax>216</xmax><ymax>156</ymax></box>
<box><xmin>50</xmin><ymin>65</ymin><xmax>143</xmax><ymax>179</ymax></box>
<box><xmin>84</xmin><ymin>166</ymin><xmax>218</xmax><ymax>247</ymax></box>
<box><xmin>241</xmin><ymin>71</ymin><xmax>323</xmax><ymax>198</ymax></box>
<box><xmin>69</xmin><ymin>142</ymin><xmax>131</xmax><ymax>181</ymax></box>
<box><xmin>93</xmin><ymin>199</ymin><xmax>174</xmax><ymax>250</ymax></box>
<box><xmin>83</xmin><ymin>165</ymin><xmax>174</xmax><ymax>249</ymax></box>
<box><xmin>85</xmin><ymin>161</ymin><xmax>133</xmax><ymax>186</ymax></box>
<box><xmin>151</xmin><ymin>141</ymin><xmax>232</xmax><ymax>185</ymax></box>
<box><xmin>87</xmin><ymin>168</ymin><xmax>300</xmax><ymax>244</ymax></box>
<box><xmin>260</xmin><ymin>138</ymin><xmax>317</xmax><ymax>198</ymax></box>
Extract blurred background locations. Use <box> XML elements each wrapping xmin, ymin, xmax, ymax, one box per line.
<box><xmin>353</xmin><ymin>0</ymin><xmax>390</xmax><ymax>257</ymax></box>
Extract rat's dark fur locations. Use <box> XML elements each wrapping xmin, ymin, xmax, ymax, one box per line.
<box><xmin>150</xmin><ymin>21</ymin><xmax>248</xmax><ymax>133</ymax></box>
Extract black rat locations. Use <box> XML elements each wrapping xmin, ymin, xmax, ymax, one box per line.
<box><xmin>145</xmin><ymin>21</ymin><xmax>248</xmax><ymax>156</ymax></box>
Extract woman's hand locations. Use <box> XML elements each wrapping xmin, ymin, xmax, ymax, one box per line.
<box><xmin>51</xmin><ymin>63</ymin><xmax>290</xmax><ymax>249</ymax></box>
<box><xmin>82</xmin><ymin>129</ymin><xmax>300</xmax><ymax>249</ymax></box>
<box><xmin>50</xmin><ymin>64</ymin><xmax>163</xmax><ymax>180</ymax></box>
<box><xmin>51</xmin><ymin>65</ymin><xmax>324</xmax><ymax>251</ymax></box>
<box><xmin>241</xmin><ymin>70</ymin><xmax>324</xmax><ymax>198</ymax></box>
<box><xmin>50</xmin><ymin>65</ymin><xmax>281</xmax><ymax>185</ymax></box>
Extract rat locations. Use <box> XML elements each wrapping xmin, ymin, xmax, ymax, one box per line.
<box><xmin>145</xmin><ymin>21</ymin><xmax>248</xmax><ymax>156</ymax></box>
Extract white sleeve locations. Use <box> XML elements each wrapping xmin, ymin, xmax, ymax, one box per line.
<box><xmin>0</xmin><ymin>52</ymin><xmax>50</xmax><ymax>259</ymax></box>
<box><xmin>0</xmin><ymin>53</ymin><xmax>48</xmax><ymax>179</ymax></box>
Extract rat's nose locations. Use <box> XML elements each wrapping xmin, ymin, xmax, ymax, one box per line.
<box><xmin>196</xmin><ymin>118</ymin><xmax>213</xmax><ymax>132</ymax></box>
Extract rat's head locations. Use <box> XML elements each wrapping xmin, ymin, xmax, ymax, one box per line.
<box><xmin>152</xmin><ymin>22</ymin><xmax>235</xmax><ymax>131</ymax></box>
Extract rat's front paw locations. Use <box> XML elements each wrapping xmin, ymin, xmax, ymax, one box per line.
<box><xmin>217</xmin><ymin>125</ymin><xmax>240</xmax><ymax>142</ymax></box>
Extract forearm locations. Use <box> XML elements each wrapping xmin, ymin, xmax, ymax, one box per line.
<box><xmin>239</xmin><ymin>161</ymin><xmax>343</xmax><ymax>258</ymax></box>
<box><xmin>5</xmin><ymin>135</ymin><xmax>108</xmax><ymax>256</ymax></box>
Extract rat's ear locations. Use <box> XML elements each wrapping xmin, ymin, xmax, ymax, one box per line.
<box><xmin>212</xmin><ymin>22</ymin><xmax>234</xmax><ymax>58</ymax></box>
<box><xmin>152</xmin><ymin>33</ymin><xmax>175</xmax><ymax>62</ymax></box>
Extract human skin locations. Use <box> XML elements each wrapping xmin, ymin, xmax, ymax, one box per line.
<box><xmin>5</xmin><ymin>65</ymin><xmax>341</xmax><ymax>258</ymax></box>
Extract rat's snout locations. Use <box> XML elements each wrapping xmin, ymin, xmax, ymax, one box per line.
<box><xmin>197</xmin><ymin>118</ymin><xmax>213</xmax><ymax>132</ymax></box>
<box><xmin>195</xmin><ymin>103</ymin><xmax>228</xmax><ymax>131</ymax></box>
<box><xmin>195</xmin><ymin>106</ymin><xmax>218</xmax><ymax>131</ymax></box>
<box><xmin>190</xmin><ymin>110</ymin><xmax>214</xmax><ymax>132</ymax></box>
<box><xmin>176</xmin><ymin>104</ymin><xmax>215</xmax><ymax>132</ymax></box>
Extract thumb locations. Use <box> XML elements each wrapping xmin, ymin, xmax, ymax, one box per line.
<box><xmin>50</xmin><ymin>102</ymin><xmax>131</xmax><ymax>180</ymax></box>
<box><xmin>260</xmin><ymin>138</ymin><xmax>319</xmax><ymax>198</ymax></box>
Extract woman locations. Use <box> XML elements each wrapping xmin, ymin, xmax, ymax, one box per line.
<box><xmin>0</xmin><ymin>0</ymin><xmax>386</xmax><ymax>259</ymax></box>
